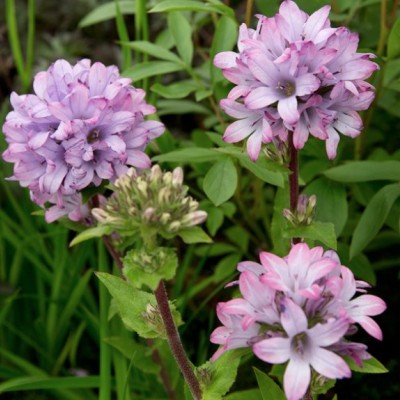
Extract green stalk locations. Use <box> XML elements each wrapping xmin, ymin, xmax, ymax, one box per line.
<box><xmin>5</xmin><ymin>0</ymin><xmax>29</xmax><ymax>89</ymax></box>
<box><xmin>98</xmin><ymin>242</ymin><xmax>112</xmax><ymax>400</ymax></box>
<box><xmin>135</xmin><ymin>0</ymin><xmax>149</xmax><ymax>91</ymax></box>
<box><xmin>245</xmin><ymin>0</ymin><xmax>254</xmax><ymax>26</ymax></box>
<box><xmin>115</xmin><ymin>0</ymin><xmax>132</xmax><ymax>71</ymax></box>
<box><xmin>26</xmin><ymin>0</ymin><xmax>36</xmax><ymax>82</ymax></box>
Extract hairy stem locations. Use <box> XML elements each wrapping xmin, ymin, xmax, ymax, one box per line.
<box><xmin>154</xmin><ymin>280</ymin><xmax>202</xmax><ymax>400</ymax></box>
<box><xmin>288</xmin><ymin>132</ymin><xmax>300</xmax><ymax>244</ymax></box>
<box><xmin>102</xmin><ymin>240</ymin><xmax>178</xmax><ymax>399</ymax></box>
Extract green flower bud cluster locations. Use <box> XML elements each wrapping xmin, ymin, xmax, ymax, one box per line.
<box><xmin>92</xmin><ymin>165</ymin><xmax>207</xmax><ymax>239</ymax></box>
<box><xmin>283</xmin><ymin>194</ymin><xmax>317</xmax><ymax>226</ymax></box>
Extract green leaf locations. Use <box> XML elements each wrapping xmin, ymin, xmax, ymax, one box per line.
<box><xmin>303</xmin><ymin>177</ymin><xmax>348</xmax><ymax>236</ymax></box>
<box><xmin>206</xmin><ymin>207</ymin><xmax>225</xmax><ymax>236</ymax></box>
<box><xmin>123</xmin><ymin>61</ymin><xmax>185</xmax><ymax>81</ymax></box>
<box><xmin>347</xmin><ymin>251</ymin><xmax>376</xmax><ymax>285</ymax></box>
<box><xmin>104</xmin><ymin>336</ymin><xmax>160</xmax><ymax>374</ymax></box>
<box><xmin>225</xmin><ymin>389</ymin><xmax>262</xmax><ymax>400</ymax></box>
<box><xmin>271</xmin><ymin>186</ymin><xmax>291</xmax><ymax>256</ymax></box>
<box><xmin>199</xmin><ymin>349</ymin><xmax>245</xmax><ymax>400</ymax></box>
<box><xmin>168</xmin><ymin>12</ymin><xmax>193</xmax><ymax>65</ymax></box>
<box><xmin>69</xmin><ymin>225</ymin><xmax>113</xmax><ymax>247</ymax></box>
<box><xmin>388</xmin><ymin>18</ymin><xmax>400</xmax><ymax>60</ymax></box>
<box><xmin>344</xmin><ymin>356</ymin><xmax>388</xmax><ymax>373</ymax></box>
<box><xmin>96</xmin><ymin>272</ymin><xmax>182</xmax><ymax>338</ymax></box>
<box><xmin>178</xmin><ymin>227</ymin><xmax>212</xmax><ymax>244</ymax></box>
<box><xmin>0</xmin><ymin>376</ymin><xmax>100</xmax><ymax>392</ymax></box>
<box><xmin>149</xmin><ymin>0</ymin><xmax>234</xmax><ymax>18</ymax></box>
<box><xmin>152</xmin><ymin>148</ymin><xmax>222</xmax><ymax>163</ymax></box>
<box><xmin>217</xmin><ymin>147</ymin><xmax>285</xmax><ymax>187</ymax></box>
<box><xmin>350</xmin><ymin>183</ymin><xmax>400</xmax><ymax>258</ymax></box>
<box><xmin>210</xmin><ymin>15</ymin><xmax>238</xmax><ymax>83</ymax></box>
<box><xmin>79</xmin><ymin>1</ymin><xmax>136</xmax><ymax>27</ymax></box>
<box><xmin>157</xmin><ymin>99</ymin><xmax>211</xmax><ymax>116</ymax></box>
<box><xmin>253</xmin><ymin>367</ymin><xmax>286</xmax><ymax>400</ymax></box>
<box><xmin>203</xmin><ymin>158</ymin><xmax>238</xmax><ymax>206</ymax></box>
<box><xmin>151</xmin><ymin>81</ymin><xmax>199</xmax><ymax>99</ymax></box>
<box><xmin>284</xmin><ymin>221</ymin><xmax>337</xmax><ymax>249</ymax></box>
<box><xmin>123</xmin><ymin>247</ymin><xmax>178</xmax><ymax>290</ymax></box>
<box><xmin>324</xmin><ymin>161</ymin><xmax>400</xmax><ymax>182</ymax></box>
<box><xmin>120</xmin><ymin>40</ymin><xmax>182</xmax><ymax>63</ymax></box>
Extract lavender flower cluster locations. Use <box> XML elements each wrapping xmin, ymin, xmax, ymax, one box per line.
<box><xmin>210</xmin><ymin>243</ymin><xmax>386</xmax><ymax>400</ymax></box>
<box><xmin>214</xmin><ymin>0</ymin><xmax>378</xmax><ymax>161</ymax></box>
<box><xmin>2</xmin><ymin>59</ymin><xmax>164</xmax><ymax>222</ymax></box>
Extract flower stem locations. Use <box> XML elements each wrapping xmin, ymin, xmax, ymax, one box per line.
<box><xmin>154</xmin><ymin>280</ymin><xmax>202</xmax><ymax>400</ymax></box>
<box><xmin>101</xmin><ymin>239</ymin><xmax>178</xmax><ymax>399</ymax></box>
<box><xmin>245</xmin><ymin>0</ymin><xmax>254</xmax><ymax>26</ymax></box>
<box><xmin>288</xmin><ymin>132</ymin><xmax>301</xmax><ymax>244</ymax></box>
<box><xmin>98</xmin><ymin>242</ymin><xmax>112</xmax><ymax>400</ymax></box>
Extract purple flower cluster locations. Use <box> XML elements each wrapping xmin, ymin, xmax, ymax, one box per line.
<box><xmin>2</xmin><ymin>59</ymin><xmax>165</xmax><ymax>222</ymax></box>
<box><xmin>210</xmin><ymin>243</ymin><xmax>386</xmax><ymax>400</ymax></box>
<box><xmin>214</xmin><ymin>0</ymin><xmax>378</xmax><ymax>160</ymax></box>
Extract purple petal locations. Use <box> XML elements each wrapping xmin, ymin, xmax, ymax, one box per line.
<box><xmin>253</xmin><ymin>337</ymin><xmax>290</xmax><ymax>364</ymax></box>
<box><xmin>304</xmin><ymin>5</ymin><xmax>331</xmax><ymax>41</ymax></box>
<box><xmin>310</xmin><ymin>347</ymin><xmax>351</xmax><ymax>380</ymax></box>
<box><xmin>295</xmin><ymin>74</ymin><xmax>320</xmax><ymax>97</ymax></box>
<box><xmin>280</xmin><ymin>298</ymin><xmax>308</xmax><ymax>336</ymax></box>
<box><xmin>245</xmin><ymin>87</ymin><xmax>280</xmax><ymax>109</ymax></box>
<box><xmin>309</xmin><ymin>318</ymin><xmax>349</xmax><ymax>347</ymax></box>
<box><xmin>246</xmin><ymin>129</ymin><xmax>262</xmax><ymax>161</ymax></box>
<box><xmin>278</xmin><ymin>96</ymin><xmax>299</xmax><ymax>124</ymax></box>
<box><xmin>284</xmin><ymin>358</ymin><xmax>310</xmax><ymax>400</ymax></box>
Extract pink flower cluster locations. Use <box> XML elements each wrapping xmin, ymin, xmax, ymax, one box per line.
<box><xmin>214</xmin><ymin>0</ymin><xmax>378</xmax><ymax>161</ymax></box>
<box><xmin>210</xmin><ymin>243</ymin><xmax>386</xmax><ymax>400</ymax></box>
<box><xmin>2</xmin><ymin>59</ymin><xmax>164</xmax><ymax>222</ymax></box>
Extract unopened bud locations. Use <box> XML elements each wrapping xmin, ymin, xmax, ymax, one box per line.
<box><xmin>182</xmin><ymin>210</ymin><xmax>208</xmax><ymax>226</ymax></box>
<box><xmin>172</xmin><ymin>167</ymin><xmax>183</xmax><ymax>187</ymax></box>
<box><xmin>137</xmin><ymin>180</ymin><xmax>148</xmax><ymax>196</ymax></box>
<box><xmin>160</xmin><ymin>213</ymin><xmax>171</xmax><ymax>224</ymax></box>
<box><xmin>143</xmin><ymin>207</ymin><xmax>155</xmax><ymax>222</ymax></box>
<box><xmin>169</xmin><ymin>221</ymin><xmax>181</xmax><ymax>232</ymax></box>
<box><xmin>283</xmin><ymin>208</ymin><xmax>296</xmax><ymax>225</ymax></box>
<box><xmin>162</xmin><ymin>171</ymin><xmax>172</xmax><ymax>185</ymax></box>
<box><xmin>150</xmin><ymin>164</ymin><xmax>162</xmax><ymax>182</ymax></box>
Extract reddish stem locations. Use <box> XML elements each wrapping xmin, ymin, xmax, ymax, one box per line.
<box><xmin>155</xmin><ymin>281</ymin><xmax>202</xmax><ymax>400</ymax></box>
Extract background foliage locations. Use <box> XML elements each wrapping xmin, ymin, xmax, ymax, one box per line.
<box><xmin>0</xmin><ymin>0</ymin><xmax>399</xmax><ymax>399</ymax></box>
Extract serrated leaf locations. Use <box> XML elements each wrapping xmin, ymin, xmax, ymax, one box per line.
<box><xmin>123</xmin><ymin>61</ymin><xmax>184</xmax><ymax>81</ymax></box>
<box><xmin>120</xmin><ymin>40</ymin><xmax>182</xmax><ymax>63</ymax></box>
<box><xmin>96</xmin><ymin>272</ymin><xmax>182</xmax><ymax>338</ymax></box>
<box><xmin>203</xmin><ymin>158</ymin><xmax>238</xmax><ymax>206</ymax></box>
<box><xmin>284</xmin><ymin>221</ymin><xmax>337</xmax><ymax>249</ymax></box>
<box><xmin>344</xmin><ymin>356</ymin><xmax>388</xmax><ymax>373</ymax></box>
<box><xmin>388</xmin><ymin>18</ymin><xmax>400</xmax><ymax>60</ymax></box>
<box><xmin>79</xmin><ymin>1</ymin><xmax>136</xmax><ymax>27</ymax></box>
<box><xmin>253</xmin><ymin>368</ymin><xmax>286</xmax><ymax>400</ymax></box>
<box><xmin>178</xmin><ymin>227</ymin><xmax>212</xmax><ymax>244</ymax></box>
<box><xmin>123</xmin><ymin>247</ymin><xmax>178</xmax><ymax>290</ymax></box>
<box><xmin>70</xmin><ymin>225</ymin><xmax>113</xmax><ymax>247</ymax></box>
<box><xmin>324</xmin><ymin>161</ymin><xmax>400</xmax><ymax>182</ymax></box>
<box><xmin>350</xmin><ymin>183</ymin><xmax>400</xmax><ymax>258</ymax></box>
<box><xmin>168</xmin><ymin>12</ymin><xmax>193</xmax><ymax>65</ymax></box>
<box><xmin>200</xmin><ymin>349</ymin><xmax>245</xmax><ymax>400</ymax></box>
<box><xmin>151</xmin><ymin>81</ymin><xmax>199</xmax><ymax>99</ymax></box>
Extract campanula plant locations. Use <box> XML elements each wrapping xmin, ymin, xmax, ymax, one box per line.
<box><xmin>1</xmin><ymin>0</ymin><xmax>397</xmax><ymax>399</ymax></box>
